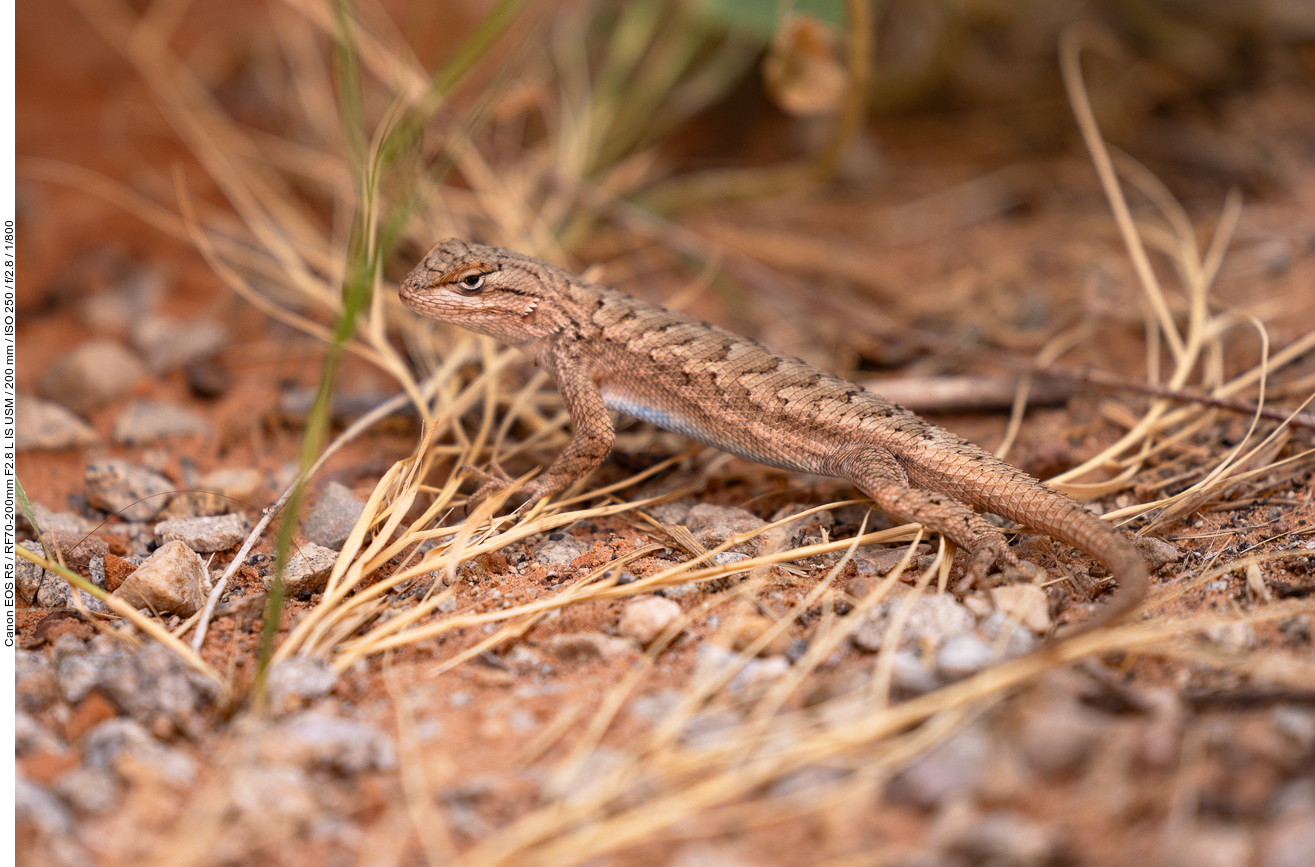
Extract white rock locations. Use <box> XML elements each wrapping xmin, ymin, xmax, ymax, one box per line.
<box><xmin>112</xmin><ymin>540</ymin><xmax>206</xmax><ymax>616</ymax></box>
<box><xmin>936</xmin><ymin>633</ymin><xmax>993</xmax><ymax>679</ymax></box>
<box><xmin>852</xmin><ymin>594</ymin><xmax>976</xmax><ymax>653</ymax></box>
<box><xmin>992</xmin><ymin>584</ymin><xmax>1052</xmax><ymax>634</ymax></box>
<box><xmin>618</xmin><ymin>596</ymin><xmax>683</xmax><ymax>646</ymax></box>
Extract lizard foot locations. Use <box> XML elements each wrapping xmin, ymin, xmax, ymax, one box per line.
<box><xmin>953</xmin><ymin>543</ymin><xmax>1024</xmax><ymax>597</ymax></box>
<box><xmin>460</xmin><ymin>465</ymin><xmax>516</xmax><ymax>510</ymax></box>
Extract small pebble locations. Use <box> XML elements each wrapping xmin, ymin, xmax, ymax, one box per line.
<box><xmin>936</xmin><ymin>633</ymin><xmax>993</xmax><ymax>679</ymax></box>
<box><xmin>85</xmin><ymin>460</ymin><xmax>175</xmax><ymax>522</ymax></box>
<box><xmin>302</xmin><ymin>482</ymin><xmax>366</xmax><ymax>551</ymax></box>
<box><xmin>83</xmin><ymin>718</ymin><xmax>197</xmax><ymax>786</ymax></box>
<box><xmin>112</xmin><ymin>540</ymin><xmax>206</xmax><ymax>616</ymax></box>
<box><xmin>265</xmin><ymin>657</ymin><xmax>339</xmax><ymax>714</ymax></box>
<box><xmin>154</xmin><ymin>513</ymin><xmax>249</xmax><ymax>552</ymax></box>
<box><xmin>37</xmin><ymin>338</ymin><xmax>145</xmax><ymax>415</ymax></box>
<box><xmin>267</xmin><ymin>711</ymin><xmax>397</xmax><ymax>774</ymax></box>
<box><xmin>618</xmin><ymin>596</ymin><xmax>683</xmax><ymax>646</ymax></box>
<box><xmin>112</xmin><ymin>400</ymin><xmax>211</xmax><ymax>445</ymax></box>
<box><xmin>531</xmin><ymin>533</ymin><xmax>591</xmax><ymax>568</ymax></box>
<box><xmin>258</xmin><ymin>543</ymin><xmax>339</xmax><ymax>596</ymax></box>
<box><xmin>852</xmin><ymin>594</ymin><xmax>975</xmax><ymax>653</ymax></box>
<box><xmin>197</xmin><ymin>467</ymin><xmax>264</xmax><ymax>506</ymax></box>
<box><xmin>685</xmin><ymin>503</ymin><xmax>767</xmax><ymax>552</ymax></box>
<box><xmin>15</xmin><ymin>394</ymin><xmax>98</xmax><ymax>451</ymax></box>
<box><xmin>130</xmin><ymin>314</ymin><xmax>227</xmax><ymax>374</ymax></box>
<box><xmin>992</xmin><ymin>584</ymin><xmax>1052</xmax><ymax>634</ymax></box>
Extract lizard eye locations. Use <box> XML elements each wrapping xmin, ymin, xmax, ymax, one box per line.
<box><xmin>459</xmin><ymin>273</ymin><xmax>486</xmax><ymax>292</ymax></box>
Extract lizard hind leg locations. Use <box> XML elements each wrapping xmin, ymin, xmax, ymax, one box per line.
<box><xmin>837</xmin><ymin>448</ymin><xmax>1022</xmax><ymax>593</ymax></box>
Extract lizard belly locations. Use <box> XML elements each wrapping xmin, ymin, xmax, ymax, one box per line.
<box><xmin>599</xmin><ymin>386</ymin><xmax>817</xmax><ymax>473</ymax></box>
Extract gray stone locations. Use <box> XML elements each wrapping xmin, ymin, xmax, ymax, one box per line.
<box><xmin>37</xmin><ymin>338</ymin><xmax>146</xmax><ymax>416</ymax></box>
<box><xmin>31</xmin><ymin>564</ymin><xmax>107</xmax><ymax>613</ymax></box>
<box><xmin>936</xmin><ymin>633</ymin><xmax>993</xmax><ymax>679</ymax></box>
<box><xmin>693</xmin><ymin>644</ymin><xmax>790</xmax><ymax>696</ymax></box>
<box><xmin>890</xmin><ymin>649</ymin><xmax>941</xmax><ymax>694</ymax></box>
<box><xmin>112</xmin><ymin>400</ymin><xmax>211</xmax><ymax>445</ymax></box>
<box><xmin>15</xmin><ymin>537</ymin><xmax>109</xmax><ymax>611</ymax></box>
<box><xmin>852</xmin><ymin>594</ymin><xmax>976</xmax><ymax>653</ymax></box>
<box><xmin>23</xmin><ymin>503</ymin><xmax>96</xmax><ymax>536</ymax></box>
<box><xmin>888</xmin><ymin>725</ymin><xmax>989</xmax><ymax>806</ymax></box>
<box><xmin>265</xmin><ymin>657</ymin><xmax>338</xmax><ymax>714</ymax></box>
<box><xmin>16</xmin><ymin>395</ymin><xmax>98</xmax><ymax>451</ymax></box>
<box><xmin>685</xmin><ymin>503</ymin><xmax>767</xmax><ymax>551</ymax></box>
<box><xmin>711</xmin><ymin>551</ymin><xmax>751</xmax><ymax>567</ymax></box>
<box><xmin>92</xmin><ymin>642</ymin><xmax>218</xmax><ymax>727</ymax></box>
<box><xmin>302</xmin><ymin>482</ymin><xmax>366</xmax><ymax>550</ymax></box>
<box><xmin>646</xmin><ymin>499</ymin><xmax>693</xmax><ymax>526</ymax></box>
<box><xmin>130</xmin><ymin>314</ymin><xmax>228</xmax><ymax>374</ymax></box>
<box><xmin>1272</xmin><ymin>705</ymin><xmax>1315</xmax><ymax>755</ymax></box>
<box><xmin>56</xmin><ymin>652</ymin><xmax>103</xmax><ymax>704</ymax></box>
<box><xmin>853</xmin><ymin>544</ymin><xmax>930</xmax><ymax>576</ymax></box>
<box><xmin>1201</xmin><ymin>620</ymin><xmax>1256</xmax><ymax>650</ymax></box>
<box><xmin>154</xmin><ymin>513</ymin><xmax>248</xmax><ymax>552</ymax></box>
<box><xmin>258</xmin><ymin>543</ymin><xmax>339</xmax><ymax>596</ymax></box>
<box><xmin>531</xmin><ymin>532</ymin><xmax>591</xmax><ymax>568</ymax></box>
<box><xmin>85</xmin><ymin>460</ymin><xmax>175</xmax><ymax>522</ymax></box>
<box><xmin>271</xmin><ymin>711</ymin><xmax>397</xmax><ymax>774</ymax></box>
<box><xmin>112</xmin><ymin>540</ymin><xmax>206</xmax><ymax>616</ymax></box>
<box><xmin>1134</xmin><ymin>535</ymin><xmax>1184</xmax><ymax>570</ymax></box>
<box><xmin>977</xmin><ymin>611</ymin><xmax>1040</xmax><ymax>657</ymax></box>
<box><xmin>618</xmin><ymin>595</ymin><xmax>683</xmax><ymax>646</ymax></box>
<box><xmin>53</xmin><ymin>767</ymin><xmax>121</xmax><ymax>815</ymax></box>
<box><xmin>17</xmin><ymin>540</ymin><xmax>50</xmax><ymax>603</ymax></box>
<box><xmin>83</xmin><ymin>718</ymin><xmax>197</xmax><ymax>786</ymax></box>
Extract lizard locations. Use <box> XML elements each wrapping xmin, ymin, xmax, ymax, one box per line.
<box><xmin>399</xmin><ymin>238</ymin><xmax>1149</xmax><ymax>632</ymax></box>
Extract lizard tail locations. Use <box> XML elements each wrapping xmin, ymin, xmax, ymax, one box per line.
<box><xmin>967</xmin><ymin>475</ymin><xmax>1150</xmax><ymax>636</ymax></box>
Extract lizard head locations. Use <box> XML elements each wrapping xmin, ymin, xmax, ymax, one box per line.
<box><xmin>399</xmin><ymin>239</ymin><xmax>569</xmax><ymax>346</ymax></box>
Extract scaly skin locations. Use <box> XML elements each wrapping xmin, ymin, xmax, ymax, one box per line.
<box><xmin>400</xmin><ymin>239</ymin><xmax>1149</xmax><ymax>631</ymax></box>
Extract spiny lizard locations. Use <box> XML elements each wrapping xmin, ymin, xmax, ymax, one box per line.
<box><xmin>400</xmin><ymin>239</ymin><xmax>1148</xmax><ymax>631</ymax></box>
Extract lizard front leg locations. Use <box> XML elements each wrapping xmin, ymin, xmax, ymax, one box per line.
<box><xmin>516</xmin><ymin>345</ymin><xmax>615</xmax><ymax>505</ymax></box>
